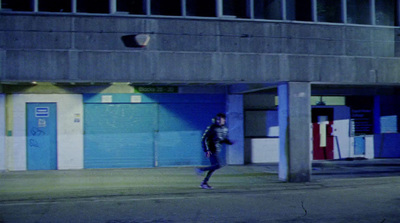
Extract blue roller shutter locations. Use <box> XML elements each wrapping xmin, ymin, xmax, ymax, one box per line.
<box><xmin>84</xmin><ymin>104</ymin><xmax>156</xmax><ymax>168</ymax></box>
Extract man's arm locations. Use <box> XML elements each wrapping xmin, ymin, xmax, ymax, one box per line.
<box><xmin>201</xmin><ymin>125</ymin><xmax>212</xmax><ymax>152</ymax></box>
<box><xmin>222</xmin><ymin>126</ymin><xmax>234</xmax><ymax>145</ymax></box>
<box><xmin>222</xmin><ymin>138</ymin><xmax>234</xmax><ymax>145</ymax></box>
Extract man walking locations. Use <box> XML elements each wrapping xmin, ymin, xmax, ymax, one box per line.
<box><xmin>196</xmin><ymin>113</ymin><xmax>233</xmax><ymax>189</ymax></box>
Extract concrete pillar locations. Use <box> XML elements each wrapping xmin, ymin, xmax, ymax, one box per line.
<box><xmin>227</xmin><ymin>94</ymin><xmax>244</xmax><ymax>165</ymax></box>
<box><xmin>278</xmin><ymin>82</ymin><xmax>311</xmax><ymax>182</ymax></box>
<box><xmin>0</xmin><ymin>94</ymin><xmax>5</xmax><ymax>170</ymax></box>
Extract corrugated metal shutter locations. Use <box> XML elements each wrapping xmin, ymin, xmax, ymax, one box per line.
<box><xmin>83</xmin><ymin>94</ymin><xmax>226</xmax><ymax>169</ymax></box>
<box><xmin>84</xmin><ymin>104</ymin><xmax>157</xmax><ymax>168</ymax></box>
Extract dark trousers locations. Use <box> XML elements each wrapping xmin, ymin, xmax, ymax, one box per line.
<box><xmin>199</xmin><ymin>153</ymin><xmax>221</xmax><ymax>184</ymax></box>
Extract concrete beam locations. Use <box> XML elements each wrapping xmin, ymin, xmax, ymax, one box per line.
<box><xmin>278</xmin><ymin>82</ymin><xmax>311</xmax><ymax>182</ymax></box>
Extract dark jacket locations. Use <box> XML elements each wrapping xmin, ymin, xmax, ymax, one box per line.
<box><xmin>201</xmin><ymin>123</ymin><xmax>233</xmax><ymax>154</ymax></box>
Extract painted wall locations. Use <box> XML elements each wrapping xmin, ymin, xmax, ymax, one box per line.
<box><xmin>374</xmin><ymin>134</ymin><xmax>400</xmax><ymax>158</ymax></box>
<box><xmin>8</xmin><ymin>94</ymin><xmax>83</xmax><ymax>170</ymax></box>
<box><xmin>0</xmin><ymin>94</ymin><xmax>5</xmax><ymax>170</ymax></box>
<box><xmin>246</xmin><ymin>138</ymin><xmax>279</xmax><ymax>163</ymax></box>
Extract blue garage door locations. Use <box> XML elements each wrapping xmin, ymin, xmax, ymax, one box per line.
<box><xmin>157</xmin><ymin>103</ymin><xmax>225</xmax><ymax>167</ymax></box>
<box><xmin>84</xmin><ymin>104</ymin><xmax>157</xmax><ymax>168</ymax></box>
<box><xmin>84</xmin><ymin>101</ymin><xmax>225</xmax><ymax>168</ymax></box>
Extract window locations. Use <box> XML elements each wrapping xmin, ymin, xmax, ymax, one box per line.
<box><xmin>254</xmin><ymin>0</ymin><xmax>282</xmax><ymax>20</ymax></box>
<box><xmin>347</xmin><ymin>0</ymin><xmax>371</xmax><ymax>24</ymax></box>
<box><xmin>286</xmin><ymin>0</ymin><xmax>313</xmax><ymax>21</ymax></box>
<box><xmin>317</xmin><ymin>0</ymin><xmax>342</xmax><ymax>23</ymax></box>
<box><xmin>375</xmin><ymin>0</ymin><xmax>396</xmax><ymax>26</ymax></box>
<box><xmin>186</xmin><ymin>0</ymin><xmax>216</xmax><ymax>17</ymax></box>
<box><xmin>2</xmin><ymin>0</ymin><xmax>33</xmax><ymax>11</ymax></box>
<box><xmin>77</xmin><ymin>0</ymin><xmax>109</xmax><ymax>13</ymax></box>
<box><xmin>39</xmin><ymin>0</ymin><xmax>72</xmax><ymax>12</ymax></box>
<box><xmin>117</xmin><ymin>0</ymin><xmax>146</xmax><ymax>14</ymax></box>
<box><xmin>151</xmin><ymin>0</ymin><xmax>181</xmax><ymax>16</ymax></box>
<box><xmin>0</xmin><ymin>0</ymin><xmax>398</xmax><ymax>27</ymax></box>
<box><xmin>223</xmin><ymin>0</ymin><xmax>249</xmax><ymax>18</ymax></box>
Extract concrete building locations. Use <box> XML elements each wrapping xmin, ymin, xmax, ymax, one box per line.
<box><xmin>1</xmin><ymin>0</ymin><xmax>400</xmax><ymax>182</ymax></box>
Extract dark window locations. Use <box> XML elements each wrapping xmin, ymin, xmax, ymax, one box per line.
<box><xmin>347</xmin><ymin>0</ymin><xmax>371</xmax><ymax>24</ymax></box>
<box><xmin>151</xmin><ymin>0</ymin><xmax>181</xmax><ymax>16</ymax></box>
<box><xmin>2</xmin><ymin>0</ymin><xmax>33</xmax><ymax>11</ymax></box>
<box><xmin>317</xmin><ymin>0</ymin><xmax>342</xmax><ymax>23</ymax></box>
<box><xmin>254</xmin><ymin>0</ymin><xmax>282</xmax><ymax>20</ymax></box>
<box><xmin>223</xmin><ymin>0</ymin><xmax>249</xmax><ymax>18</ymax></box>
<box><xmin>117</xmin><ymin>0</ymin><xmax>146</xmax><ymax>14</ymax></box>
<box><xmin>77</xmin><ymin>0</ymin><xmax>109</xmax><ymax>13</ymax></box>
<box><xmin>39</xmin><ymin>0</ymin><xmax>72</xmax><ymax>12</ymax></box>
<box><xmin>286</xmin><ymin>0</ymin><xmax>312</xmax><ymax>21</ymax></box>
<box><xmin>375</xmin><ymin>0</ymin><xmax>396</xmax><ymax>26</ymax></box>
<box><xmin>186</xmin><ymin>0</ymin><xmax>216</xmax><ymax>17</ymax></box>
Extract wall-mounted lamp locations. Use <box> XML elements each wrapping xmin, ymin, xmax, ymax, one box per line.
<box><xmin>316</xmin><ymin>96</ymin><xmax>326</xmax><ymax>106</ymax></box>
<box><xmin>135</xmin><ymin>34</ymin><xmax>150</xmax><ymax>47</ymax></box>
<box><xmin>121</xmin><ymin>34</ymin><xmax>151</xmax><ymax>48</ymax></box>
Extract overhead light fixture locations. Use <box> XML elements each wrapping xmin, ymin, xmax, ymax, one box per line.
<box><xmin>134</xmin><ymin>34</ymin><xmax>150</xmax><ymax>47</ymax></box>
<box><xmin>316</xmin><ymin>96</ymin><xmax>326</xmax><ymax>106</ymax></box>
<box><xmin>121</xmin><ymin>34</ymin><xmax>151</xmax><ymax>48</ymax></box>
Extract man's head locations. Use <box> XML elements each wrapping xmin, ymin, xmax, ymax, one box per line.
<box><xmin>215</xmin><ymin>113</ymin><xmax>226</xmax><ymax>126</ymax></box>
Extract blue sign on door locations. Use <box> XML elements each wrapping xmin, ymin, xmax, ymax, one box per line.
<box><xmin>27</xmin><ymin>103</ymin><xmax>57</xmax><ymax>170</ymax></box>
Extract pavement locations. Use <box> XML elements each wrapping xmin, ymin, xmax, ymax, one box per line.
<box><xmin>0</xmin><ymin>158</ymin><xmax>400</xmax><ymax>222</ymax></box>
<box><xmin>0</xmin><ymin>158</ymin><xmax>399</xmax><ymax>202</ymax></box>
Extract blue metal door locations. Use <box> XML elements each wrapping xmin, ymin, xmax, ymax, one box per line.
<box><xmin>84</xmin><ymin>104</ymin><xmax>157</xmax><ymax>168</ymax></box>
<box><xmin>354</xmin><ymin>136</ymin><xmax>366</xmax><ymax>155</ymax></box>
<box><xmin>26</xmin><ymin>103</ymin><xmax>57</xmax><ymax>170</ymax></box>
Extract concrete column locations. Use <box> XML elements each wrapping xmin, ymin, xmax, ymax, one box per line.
<box><xmin>0</xmin><ymin>94</ymin><xmax>5</xmax><ymax>170</ymax></box>
<box><xmin>278</xmin><ymin>82</ymin><xmax>311</xmax><ymax>182</ymax></box>
<box><xmin>227</xmin><ymin>94</ymin><xmax>244</xmax><ymax>165</ymax></box>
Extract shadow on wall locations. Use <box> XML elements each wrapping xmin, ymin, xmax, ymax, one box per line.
<box><xmin>374</xmin><ymin>134</ymin><xmax>400</xmax><ymax>158</ymax></box>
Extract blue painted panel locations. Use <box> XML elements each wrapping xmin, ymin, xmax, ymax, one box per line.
<box><xmin>374</xmin><ymin>134</ymin><xmax>400</xmax><ymax>158</ymax></box>
<box><xmin>157</xmin><ymin>103</ymin><xmax>225</xmax><ymax>167</ymax></box>
<box><xmin>84</xmin><ymin>104</ymin><xmax>156</xmax><ymax>168</ymax></box>
<box><xmin>26</xmin><ymin>103</ymin><xmax>57</xmax><ymax>170</ymax></box>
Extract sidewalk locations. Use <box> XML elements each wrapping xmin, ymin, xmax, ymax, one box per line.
<box><xmin>0</xmin><ymin>159</ymin><xmax>400</xmax><ymax>203</ymax></box>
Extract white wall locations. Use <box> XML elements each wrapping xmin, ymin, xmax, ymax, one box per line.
<box><xmin>246</xmin><ymin>138</ymin><xmax>279</xmax><ymax>163</ymax></box>
<box><xmin>8</xmin><ymin>94</ymin><xmax>83</xmax><ymax>170</ymax></box>
<box><xmin>365</xmin><ymin>135</ymin><xmax>374</xmax><ymax>159</ymax></box>
<box><xmin>0</xmin><ymin>94</ymin><xmax>5</xmax><ymax>171</ymax></box>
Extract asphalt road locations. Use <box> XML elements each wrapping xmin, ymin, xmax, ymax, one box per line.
<box><xmin>1</xmin><ymin>177</ymin><xmax>400</xmax><ymax>223</ymax></box>
<box><xmin>1</xmin><ymin>162</ymin><xmax>400</xmax><ymax>223</ymax></box>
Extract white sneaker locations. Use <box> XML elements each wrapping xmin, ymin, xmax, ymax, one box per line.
<box><xmin>200</xmin><ymin>183</ymin><xmax>213</xmax><ymax>189</ymax></box>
